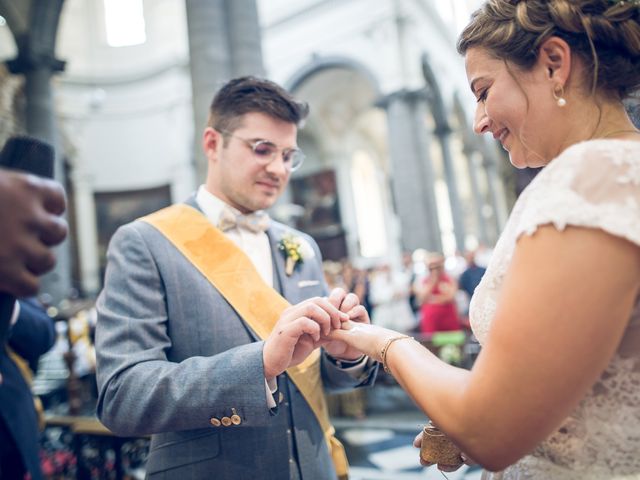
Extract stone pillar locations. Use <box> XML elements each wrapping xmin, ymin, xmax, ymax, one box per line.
<box><xmin>70</xmin><ymin>167</ymin><xmax>100</xmax><ymax>296</ymax></box>
<box><xmin>25</xmin><ymin>65</ymin><xmax>71</xmax><ymax>303</ymax></box>
<box><xmin>483</xmin><ymin>155</ymin><xmax>508</xmax><ymax>235</ymax></box>
<box><xmin>226</xmin><ymin>0</ymin><xmax>265</xmax><ymax>77</ymax></box>
<box><xmin>381</xmin><ymin>90</ymin><xmax>442</xmax><ymax>253</ymax></box>
<box><xmin>6</xmin><ymin>13</ymin><xmax>70</xmax><ymax>303</ymax></box>
<box><xmin>185</xmin><ymin>0</ymin><xmax>264</xmax><ymax>182</ymax></box>
<box><xmin>434</xmin><ymin>124</ymin><xmax>466</xmax><ymax>252</ymax></box>
<box><xmin>422</xmin><ymin>56</ymin><xmax>466</xmax><ymax>253</ymax></box>
<box><xmin>185</xmin><ymin>0</ymin><xmax>230</xmax><ymax>183</ymax></box>
<box><xmin>466</xmin><ymin>151</ymin><xmax>489</xmax><ymax>246</ymax></box>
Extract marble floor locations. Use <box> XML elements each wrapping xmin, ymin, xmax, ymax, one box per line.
<box><xmin>333</xmin><ymin>386</ymin><xmax>484</xmax><ymax>480</ymax></box>
<box><xmin>336</xmin><ymin>424</ymin><xmax>483</xmax><ymax>480</ymax></box>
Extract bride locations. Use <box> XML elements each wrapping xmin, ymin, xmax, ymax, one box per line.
<box><xmin>329</xmin><ymin>1</ymin><xmax>640</xmax><ymax>478</ymax></box>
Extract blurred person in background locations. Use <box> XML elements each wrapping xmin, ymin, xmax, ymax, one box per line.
<box><xmin>402</xmin><ymin>251</ymin><xmax>421</xmax><ymax>323</ymax></box>
<box><xmin>1</xmin><ymin>299</ymin><xmax>55</xmax><ymax>480</ymax></box>
<box><xmin>417</xmin><ymin>254</ymin><xmax>460</xmax><ymax>335</ymax></box>
<box><xmin>458</xmin><ymin>250</ymin><xmax>487</xmax><ymax>320</ymax></box>
<box><xmin>323</xmin><ymin>260</ymin><xmax>368</xmax><ymax>420</ymax></box>
<box><xmin>369</xmin><ymin>264</ymin><xmax>416</xmax><ymax>334</ymax></box>
<box><xmin>341</xmin><ymin>260</ymin><xmax>372</xmax><ymax>320</ymax></box>
<box><xmin>0</xmin><ymin>167</ymin><xmax>68</xmax><ymax>480</ymax></box>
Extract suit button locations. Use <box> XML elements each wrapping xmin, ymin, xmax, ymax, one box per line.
<box><xmin>230</xmin><ymin>408</ymin><xmax>241</xmax><ymax>425</ymax></box>
<box><xmin>210</xmin><ymin>417</ymin><xmax>221</xmax><ymax>427</ymax></box>
<box><xmin>221</xmin><ymin>416</ymin><xmax>232</xmax><ymax>427</ymax></box>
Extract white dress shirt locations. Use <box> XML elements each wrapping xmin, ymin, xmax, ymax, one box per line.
<box><xmin>195</xmin><ymin>186</ymin><xmax>367</xmax><ymax>408</ymax></box>
<box><xmin>195</xmin><ymin>186</ymin><xmax>280</xmax><ymax>407</ymax></box>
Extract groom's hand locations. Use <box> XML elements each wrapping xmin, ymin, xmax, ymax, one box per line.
<box><xmin>323</xmin><ymin>287</ymin><xmax>371</xmax><ymax>360</ymax></box>
<box><xmin>263</xmin><ymin>297</ymin><xmax>347</xmax><ymax>380</ymax></box>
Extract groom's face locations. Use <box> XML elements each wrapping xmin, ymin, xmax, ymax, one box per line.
<box><xmin>204</xmin><ymin>112</ymin><xmax>297</xmax><ymax>214</ymax></box>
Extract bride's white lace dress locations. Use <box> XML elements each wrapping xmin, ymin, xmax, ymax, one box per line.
<box><xmin>469</xmin><ymin>140</ymin><xmax>640</xmax><ymax>480</ymax></box>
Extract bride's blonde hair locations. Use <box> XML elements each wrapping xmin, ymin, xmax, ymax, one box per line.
<box><xmin>457</xmin><ymin>0</ymin><xmax>640</xmax><ymax>100</ymax></box>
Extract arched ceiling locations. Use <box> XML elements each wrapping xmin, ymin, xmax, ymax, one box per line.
<box><xmin>294</xmin><ymin>67</ymin><xmax>378</xmax><ymax>138</ymax></box>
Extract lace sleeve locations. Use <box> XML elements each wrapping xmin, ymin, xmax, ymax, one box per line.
<box><xmin>514</xmin><ymin>140</ymin><xmax>640</xmax><ymax>246</ymax></box>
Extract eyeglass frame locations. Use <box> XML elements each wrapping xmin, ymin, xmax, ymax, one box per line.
<box><xmin>214</xmin><ymin>128</ymin><xmax>305</xmax><ymax>172</ymax></box>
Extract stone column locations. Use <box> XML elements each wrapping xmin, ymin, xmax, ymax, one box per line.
<box><xmin>381</xmin><ymin>90</ymin><xmax>442</xmax><ymax>253</ymax></box>
<box><xmin>483</xmin><ymin>154</ymin><xmax>508</xmax><ymax>235</ymax></box>
<box><xmin>185</xmin><ymin>0</ymin><xmax>264</xmax><ymax>182</ymax></box>
<box><xmin>70</xmin><ymin>167</ymin><xmax>100</xmax><ymax>296</ymax></box>
<box><xmin>185</xmin><ymin>0</ymin><xmax>230</xmax><ymax>183</ymax></box>
<box><xmin>422</xmin><ymin>56</ymin><xmax>466</xmax><ymax>252</ymax></box>
<box><xmin>25</xmin><ymin>64</ymin><xmax>71</xmax><ymax>303</ymax></box>
<box><xmin>466</xmin><ymin>151</ymin><xmax>489</xmax><ymax>246</ymax></box>
<box><xmin>226</xmin><ymin>0</ymin><xmax>265</xmax><ymax>77</ymax></box>
<box><xmin>6</xmin><ymin>3</ymin><xmax>70</xmax><ymax>302</ymax></box>
<box><xmin>434</xmin><ymin>123</ymin><xmax>466</xmax><ymax>252</ymax></box>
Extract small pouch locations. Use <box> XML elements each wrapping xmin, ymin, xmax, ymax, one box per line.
<box><xmin>420</xmin><ymin>421</ymin><xmax>463</xmax><ymax>466</ymax></box>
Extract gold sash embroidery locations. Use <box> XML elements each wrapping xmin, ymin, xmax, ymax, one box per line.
<box><xmin>141</xmin><ymin>204</ymin><xmax>348</xmax><ymax>479</ymax></box>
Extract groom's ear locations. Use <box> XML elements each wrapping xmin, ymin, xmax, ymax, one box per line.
<box><xmin>203</xmin><ymin>127</ymin><xmax>223</xmax><ymax>162</ymax></box>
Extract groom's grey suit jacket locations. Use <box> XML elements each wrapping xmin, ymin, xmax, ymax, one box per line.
<box><xmin>95</xmin><ymin>198</ymin><xmax>377</xmax><ymax>479</ymax></box>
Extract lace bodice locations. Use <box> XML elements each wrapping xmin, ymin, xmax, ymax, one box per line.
<box><xmin>469</xmin><ymin>140</ymin><xmax>640</xmax><ymax>480</ymax></box>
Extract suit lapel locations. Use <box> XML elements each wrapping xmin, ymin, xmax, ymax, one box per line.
<box><xmin>266</xmin><ymin>226</ymin><xmax>288</xmax><ymax>298</ymax></box>
<box><xmin>182</xmin><ymin>195</ymin><xmax>270</xmax><ymax>341</ymax></box>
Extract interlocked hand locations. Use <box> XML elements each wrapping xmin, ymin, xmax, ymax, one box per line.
<box><xmin>323</xmin><ymin>287</ymin><xmax>372</xmax><ymax>360</ymax></box>
<box><xmin>263</xmin><ymin>297</ymin><xmax>347</xmax><ymax>379</ymax></box>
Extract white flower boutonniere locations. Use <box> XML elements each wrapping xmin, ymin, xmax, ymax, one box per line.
<box><xmin>278</xmin><ymin>234</ymin><xmax>315</xmax><ymax>275</ymax></box>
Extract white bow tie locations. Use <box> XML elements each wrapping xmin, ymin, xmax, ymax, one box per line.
<box><xmin>217</xmin><ymin>207</ymin><xmax>270</xmax><ymax>233</ymax></box>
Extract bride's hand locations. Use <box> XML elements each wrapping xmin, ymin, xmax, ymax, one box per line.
<box><xmin>323</xmin><ymin>288</ymin><xmax>374</xmax><ymax>360</ymax></box>
<box><xmin>326</xmin><ymin>318</ymin><xmax>401</xmax><ymax>361</ymax></box>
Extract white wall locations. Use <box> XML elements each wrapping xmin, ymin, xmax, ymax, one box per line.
<box><xmin>56</xmin><ymin>0</ymin><xmax>194</xmax><ymax>194</ymax></box>
<box><xmin>25</xmin><ymin>0</ymin><xmax>493</xmax><ymax>288</ymax></box>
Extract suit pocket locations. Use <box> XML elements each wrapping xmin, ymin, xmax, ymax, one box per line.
<box><xmin>291</xmin><ymin>281</ymin><xmax>324</xmax><ymax>303</ymax></box>
<box><xmin>145</xmin><ymin>429</ymin><xmax>221</xmax><ymax>475</ymax></box>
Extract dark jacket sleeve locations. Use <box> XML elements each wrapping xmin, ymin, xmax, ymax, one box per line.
<box><xmin>9</xmin><ymin>298</ymin><xmax>56</xmax><ymax>369</ymax></box>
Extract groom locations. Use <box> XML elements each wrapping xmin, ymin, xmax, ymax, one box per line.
<box><xmin>95</xmin><ymin>76</ymin><xmax>377</xmax><ymax>479</ymax></box>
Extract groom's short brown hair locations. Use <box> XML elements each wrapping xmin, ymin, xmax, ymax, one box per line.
<box><xmin>207</xmin><ymin>76</ymin><xmax>309</xmax><ymax>145</ymax></box>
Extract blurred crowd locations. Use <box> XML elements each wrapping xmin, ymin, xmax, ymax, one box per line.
<box><xmin>323</xmin><ymin>247</ymin><xmax>491</xmax><ymax>420</ymax></box>
<box><xmin>322</xmin><ymin>247</ymin><xmax>492</xmax><ymax>338</ymax></box>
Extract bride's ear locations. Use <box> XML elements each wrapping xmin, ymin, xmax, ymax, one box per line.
<box><xmin>538</xmin><ymin>36</ymin><xmax>572</xmax><ymax>85</ymax></box>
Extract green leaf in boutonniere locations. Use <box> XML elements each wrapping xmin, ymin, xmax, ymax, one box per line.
<box><xmin>278</xmin><ymin>234</ymin><xmax>315</xmax><ymax>276</ymax></box>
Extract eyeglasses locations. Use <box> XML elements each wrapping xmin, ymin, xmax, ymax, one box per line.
<box><xmin>216</xmin><ymin>129</ymin><xmax>305</xmax><ymax>172</ymax></box>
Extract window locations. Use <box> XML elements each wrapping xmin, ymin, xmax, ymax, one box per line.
<box><xmin>104</xmin><ymin>0</ymin><xmax>146</xmax><ymax>47</ymax></box>
<box><xmin>351</xmin><ymin>150</ymin><xmax>387</xmax><ymax>258</ymax></box>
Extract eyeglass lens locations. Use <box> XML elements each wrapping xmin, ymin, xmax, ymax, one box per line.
<box><xmin>252</xmin><ymin>140</ymin><xmax>304</xmax><ymax>171</ymax></box>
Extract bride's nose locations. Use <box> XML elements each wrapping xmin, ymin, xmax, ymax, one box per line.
<box><xmin>473</xmin><ymin>103</ymin><xmax>490</xmax><ymax>135</ymax></box>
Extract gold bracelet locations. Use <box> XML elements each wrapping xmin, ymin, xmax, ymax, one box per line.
<box><xmin>380</xmin><ymin>335</ymin><xmax>413</xmax><ymax>374</ymax></box>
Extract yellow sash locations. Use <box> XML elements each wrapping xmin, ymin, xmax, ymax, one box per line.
<box><xmin>140</xmin><ymin>204</ymin><xmax>348</xmax><ymax>480</ymax></box>
<box><xmin>7</xmin><ymin>347</ymin><xmax>45</xmax><ymax>431</ymax></box>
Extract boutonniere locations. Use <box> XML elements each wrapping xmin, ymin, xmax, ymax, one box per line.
<box><xmin>278</xmin><ymin>234</ymin><xmax>315</xmax><ymax>276</ymax></box>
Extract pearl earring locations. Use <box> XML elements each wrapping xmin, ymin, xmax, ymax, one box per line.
<box><xmin>553</xmin><ymin>85</ymin><xmax>567</xmax><ymax>107</ymax></box>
